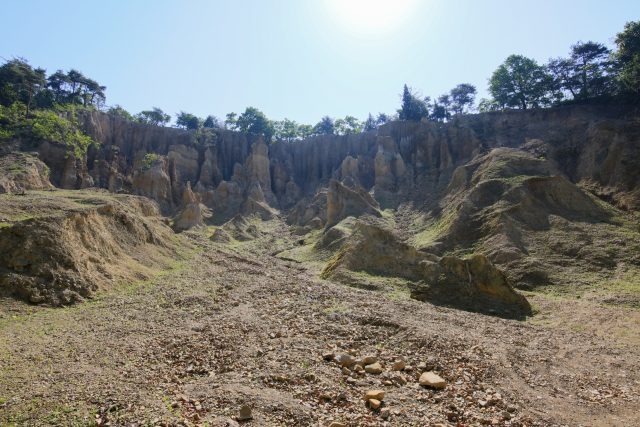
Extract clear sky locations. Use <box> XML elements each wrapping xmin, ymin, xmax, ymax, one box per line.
<box><xmin>1</xmin><ymin>0</ymin><xmax>639</xmax><ymax>124</ymax></box>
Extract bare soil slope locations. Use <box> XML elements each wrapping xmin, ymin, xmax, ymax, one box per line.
<box><xmin>1</xmin><ymin>222</ymin><xmax>638</xmax><ymax>426</ymax></box>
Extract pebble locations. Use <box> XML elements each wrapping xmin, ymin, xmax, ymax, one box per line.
<box><xmin>380</xmin><ymin>407</ymin><xmax>390</xmax><ymax>419</ymax></box>
<box><xmin>322</xmin><ymin>351</ymin><xmax>335</xmax><ymax>361</ymax></box>
<box><xmin>363</xmin><ymin>390</ymin><xmax>385</xmax><ymax>401</ymax></box>
<box><xmin>368</xmin><ymin>398</ymin><xmax>381</xmax><ymax>409</ymax></box>
<box><xmin>336</xmin><ymin>354</ymin><xmax>356</xmax><ymax>368</ymax></box>
<box><xmin>237</xmin><ymin>405</ymin><xmax>252</xmax><ymax>421</ymax></box>
<box><xmin>419</xmin><ymin>371</ymin><xmax>447</xmax><ymax>389</ymax></box>
<box><xmin>365</xmin><ymin>362</ymin><xmax>383</xmax><ymax>374</ymax></box>
<box><xmin>392</xmin><ymin>360</ymin><xmax>406</xmax><ymax>371</ymax></box>
<box><xmin>363</xmin><ymin>355</ymin><xmax>378</xmax><ymax>365</ymax></box>
<box><xmin>327</xmin><ymin>422</ymin><xmax>346</xmax><ymax>427</ymax></box>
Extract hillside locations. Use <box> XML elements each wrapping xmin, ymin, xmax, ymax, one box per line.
<box><xmin>1</xmin><ymin>104</ymin><xmax>640</xmax><ymax>426</ymax></box>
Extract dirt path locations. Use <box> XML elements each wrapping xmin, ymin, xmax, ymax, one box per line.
<box><xmin>1</xmin><ymin>230</ymin><xmax>639</xmax><ymax>426</ymax></box>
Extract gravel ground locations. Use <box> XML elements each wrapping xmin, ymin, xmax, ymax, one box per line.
<box><xmin>0</xmin><ymin>226</ymin><xmax>639</xmax><ymax>426</ymax></box>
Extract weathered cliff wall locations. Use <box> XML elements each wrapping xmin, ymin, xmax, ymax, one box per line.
<box><xmin>32</xmin><ymin>104</ymin><xmax>640</xmax><ymax>219</ymax></box>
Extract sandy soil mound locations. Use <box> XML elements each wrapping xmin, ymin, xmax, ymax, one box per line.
<box><xmin>0</xmin><ymin>152</ymin><xmax>54</xmax><ymax>194</ymax></box>
<box><xmin>321</xmin><ymin>221</ymin><xmax>530</xmax><ymax>317</ymax></box>
<box><xmin>0</xmin><ymin>191</ymin><xmax>180</xmax><ymax>305</ymax></box>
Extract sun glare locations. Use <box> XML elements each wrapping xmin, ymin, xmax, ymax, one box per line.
<box><xmin>326</xmin><ymin>0</ymin><xmax>417</xmax><ymax>36</ymax></box>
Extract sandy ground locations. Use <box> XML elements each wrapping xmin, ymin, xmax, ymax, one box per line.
<box><xmin>1</xmin><ymin>227</ymin><xmax>639</xmax><ymax>427</ymax></box>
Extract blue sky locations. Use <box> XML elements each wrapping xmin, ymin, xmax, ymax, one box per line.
<box><xmin>1</xmin><ymin>0</ymin><xmax>638</xmax><ymax>124</ymax></box>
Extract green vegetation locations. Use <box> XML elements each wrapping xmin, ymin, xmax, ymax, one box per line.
<box><xmin>0</xmin><ymin>102</ymin><xmax>95</xmax><ymax>156</ymax></box>
<box><xmin>141</xmin><ymin>153</ymin><xmax>161</xmax><ymax>170</ymax></box>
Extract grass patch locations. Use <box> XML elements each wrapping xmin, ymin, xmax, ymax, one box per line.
<box><xmin>412</xmin><ymin>208</ymin><xmax>457</xmax><ymax>247</ymax></box>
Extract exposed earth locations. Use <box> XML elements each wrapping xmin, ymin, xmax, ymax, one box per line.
<box><xmin>1</xmin><ymin>104</ymin><xmax>640</xmax><ymax>426</ymax></box>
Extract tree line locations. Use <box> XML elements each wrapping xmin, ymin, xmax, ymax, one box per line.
<box><xmin>2</xmin><ymin>20</ymin><xmax>639</xmax><ymax>144</ymax></box>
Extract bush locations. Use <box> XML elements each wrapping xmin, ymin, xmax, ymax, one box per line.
<box><xmin>141</xmin><ymin>153</ymin><xmax>161</xmax><ymax>170</ymax></box>
<box><xmin>0</xmin><ymin>102</ymin><xmax>96</xmax><ymax>157</ymax></box>
<box><xmin>29</xmin><ymin>110</ymin><xmax>94</xmax><ymax>158</ymax></box>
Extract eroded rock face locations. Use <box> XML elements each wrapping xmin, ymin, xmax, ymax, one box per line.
<box><xmin>321</xmin><ymin>221</ymin><xmax>530</xmax><ymax>317</ymax></box>
<box><xmin>326</xmin><ymin>180</ymin><xmax>382</xmax><ymax>228</ymax></box>
<box><xmin>0</xmin><ymin>195</ymin><xmax>176</xmax><ymax>305</ymax></box>
<box><xmin>132</xmin><ymin>156</ymin><xmax>175</xmax><ymax>214</ymax></box>
<box><xmin>24</xmin><ymin>104</ymin><xmax>639</xmax><ymax>222</ymax></box>
<box><xmin>173</xmin><ymin>182</ymin><xmax>211</xmax><ymax>231</ymax></box>
<box><xmin>0</xmin><ymin>152</ymin><xmax>53</xmax><ymax>193</ymax></box>
<box><xmin>411</xmin><ymin>254</ymin><xmax>532</xmax><ymax>318</ymax></box>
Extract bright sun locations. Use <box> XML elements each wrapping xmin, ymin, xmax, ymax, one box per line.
<box><xmin>326</xmin><ymin>0</ymin><xmax>417</xmax><ymax>35</ymax></box>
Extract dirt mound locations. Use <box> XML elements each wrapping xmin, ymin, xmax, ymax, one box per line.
<box><xmin>413</xmin><ymin>148</ymin><xmax>633</xmax><ymax>288</ymax></box>
<box><xmin>326</xmin><ymin>179</ymin><xmax>382</xmax><ymax>228</ymax></box>
<box><xmin>212</xmin><ymin>215</ymin><xmax>264</xmax><ymax>242</ymax></box>
<box><xmin>0</xmin><ymin>192</ymin><xmax>179</xmax><ymax>305</ymax></box>
<box><xmin>321</xmin><ymin>221</ymin><xmax>530</xmax><ymax>317</ymax></box>
<box><xmin>410</xmin><ymin>254</ymin><xmax>532</xmax><ymax>318</ymax></box>
<box><xmin>0</xmin><ymin>152</ymin><xmax>54</xmax><ymax>193</ymax></box>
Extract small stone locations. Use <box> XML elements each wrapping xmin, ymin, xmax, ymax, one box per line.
<box><xmin>322</xmin><ymin>351</ymin><xmax>335</xmax><ymax>361</ymax></box>
<box><xmin>392</xmin><ymin>360</ymin><xmax>406</xmax><ymax>371</ymax></box>
<box><xmin>346</xmin><ymin>377</ymin><xmax>357</xmax><ymax>384</ymax></box>
<box><xmin>365</xmin><ymin>362</ymin><xmax>383</xmax><ymax>374</ymax></box>
<box><xmin>336</xmin><ymin>354</ymin><xmax>356</xmax><ymax>368</ymax></box>
<box><xmin>363</xmin><ymin>390</ymin><xmax>385</xmax><ymax>401</ymax></box>
<box><xmin>380</xmin><ymin>408</ymin><xmax>390</xmax><ymax>419</ymax></box>
<box><xmin>327</xmin><ymin>422</ymin><xmax>346</xmax><ymax>427</ymax></box>
<box><xmin>363</xmin><ymin>355</ymin><xmax>378</xmax><ymax>365</ymax></box>
<box><xmin>368</xmin><ymin>398</ymin><xmax>381</xmax><ymax>409</ymax></box>
<box><xmin>419</xmin><ymin>371</ymin><xmax>446</xmax><ymax>389</ymax></box>
<box><xmin>341</xmin><ymin>367</ymin><xmax>351</xmax><ymax>375</ymax></box>
<box><xmin>237</xmin><ymin>405</ymin><xmax>252</xmax><ymax>421</ymax></box>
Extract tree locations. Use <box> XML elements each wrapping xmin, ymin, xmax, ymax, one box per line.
<box><xmin>314</xmin><ymin>116</ymin><xmax>335</xmax><ymax>135</ymax></box>
<box><xmin>615</xmin><ymin>20</ymin><xmax>640</xmax><ymax>95</ymax></box>
<box><xmin>225</xmin><ymin>112</ymin><xmax>238</xmax><ymax>130</ymax></box>
<box><xmin>478</xmin><ymin>98</ymin><xmax>501</xmax><ymax>112</ymax></box>
<box><xmin>376</xmin><ymin>113</ymin><xmax>391</xmax><ymax>126</ymax></box>
<box><xmin>547</xmin><ymin>57</ymin><xmax>577</xmax><ymax>101</ymax></box>
<box><xmin>136</xmin><ymin>107</ymin><xmax>170</xmax><ymax>126</ymax></box>
<box><xmin>398</xmin><ymin>84</ymin><xmax>428</xmax><ymax>121</ymax></box>
<box><xmin>0</xmin><ymin>58</ymin><xmax>47</xmax><ymax>117</ymax></box>
<box><xmin>176</xmin><ymin>111</ymin><xmax>201</xmax><ymax>130</ymax></box>
<box><xmin>364</xmin><ymin>113</ymin><xmax>377</xmax><ymax>131</ymax></box>
<box><xmin>274</xmin><ymin>118</ymin><xmax>299</xmax><ymax>142</ymax></box>
<box><xmin>449</xmin><ymin>83</ymin><xmax>477</xmax><ymax>114</ymax></box>
<box><xmin>107</xmin><ymin>105</ymin><xmax>134</xmax><ymax>121</ymax></box>
<box><xmin>203</xmin><ymin>115</ymin><xmax>222</xmax><ymax>129</ymax></box>
<box><xmin>431</xmin><ymin>94</ymin><xmax>452</xmax><ymax>121</ymax></box>
<box><xmin>335</xmin><ymin>116</ymin><xmax>362</xmax><ymax>135</ymax></box>
<box><xmin>298</xmin><ymin>124</ymin><xmax>314</xmax><ymax>139</ymax></box>
<box><xmin>570</xmin><ymin>41</ymin><xmax>613</xmax><ymax>98</ymax></box>
<box><xmin>236</xmin><ymin>107</ymin><xmax>274</xmax><ymax>141</ymax></box>
<box><xmin>489</xmin><ymin>55</ymin><xmax>552</xmax><ymax>109</ymax></box>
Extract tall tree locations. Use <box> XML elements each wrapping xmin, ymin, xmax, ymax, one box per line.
<box><xmin>203</xmin><ymin>115</ymin><xmax>222</xmax><ymax>129</ymax></box>
<box><xmin>314</xmin><ymin>116</ymin><xmax>335</xmax><ymax>135</ymax></box>
<box><xmin>225</xmin><ymin>112</ymin><xmax>238</xmax><ymax>130</ymax></box>
<box><xmin>489</xmin><ymin>55</ymin><xmax>552</xmax><ymax>109</ymax></box>
<box><xmin>449</xmin><ymin>83</ymin><xmax>477</xmax><ymax>114</ymax></box>
<box><xmin>176</xmin><ymin>111</ymin><xmax>201</xmax><ymax>130</ymax></box>
<box><xmin>570</xmin><ymin>41</ymin><xmax>612</xmax><ymax>98</ymax></box>
<box><xmin>398</xmin><ymin>84</ymin><xmax>428</xmax><ymax>121</ymax></box>
<box><xmin>364</xmin><ymin>113</ymin><xmax>377</xmax><ymax>131</ymax></box>
<box><xmin>236</xmin><ymin>107</ymin><xmax>274</xmax><ymax>141</ymax></box>
<box><xmin>136</xmin><ymin>107</ymin><xmax>170</xmax><ymax>126</ymax></box>
<box><xmin>298</xmin><ymin>124</ymin><xmax>314</xmax><ymax>139</ymax></box>
<box><xmin>274</xmin><ymin>118</ymin><xmax>299</xmax><ymax>142</ymax></box>
<box><xmin>107</xmin><ymin>105</ymin><xmax>134</xmax><ymax>121</ymax></box>
<box><xmin>0</xmin><ymin>58</ymin><xmax>47</xmax><ymax>116</ymax></box>
<box><xmin>615</xmin><ymin>20</ymin><xmax>640</xmax><ymax>95</ymax></box>
<box><xmin>376</xmin><ymin>113</ymin><xmax>391</xmax><ymax>126</ymax></box>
